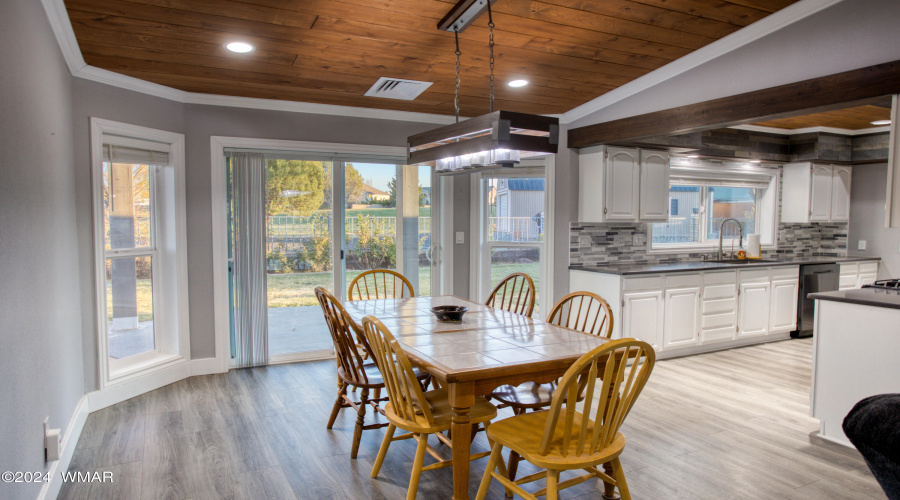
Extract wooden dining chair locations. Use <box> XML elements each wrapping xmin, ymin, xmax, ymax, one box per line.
<box><xmin>491</xmin><ymin>291</ymin><xmax>614</xmax><ymax>479</ymax></box>
<box><xmin>348</xmin><ymin>269</ymin><xmax>415</xmax><ymax>301</ymax></box>
<box><xmin>316</xmin><ymin>287</ymin><xmax>389</xmax><ymax>458</ymax></box>
<box><xmin>361</xmin><ymin>316</ymin><xmax>507</xmax><ymax>500</ymax></box>
<box><xmin>476</xmin><ymin>338</ymin><xmax>656</xmax><ymax>500</ymax></box>
<box><xmin>485</xmin><ymin>272</ymin><xmax>536</xmax><ymax>318</ymax></box>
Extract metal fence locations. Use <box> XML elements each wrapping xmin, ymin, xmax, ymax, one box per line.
<box><xmin>652</xmin><ymin>216</ymin><xmax>756</xmax><ymax>244</ymax></box>
<box><xmin>489</xmin><ymin>216</ymin><xmax>544</xmax><ymax>242</ymax></box>
<box><xmin>266</xmin><ymin>215</ymin><xmax>432</xmax><ymax>254</ymax></box>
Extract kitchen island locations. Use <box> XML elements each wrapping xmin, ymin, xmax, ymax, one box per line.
<box><xmin>809</xmin><ymin>287</ymin><xmax>900</xmax><ymax>448</ymax></box>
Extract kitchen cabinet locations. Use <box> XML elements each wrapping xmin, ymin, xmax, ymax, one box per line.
<box><xmin>781</xmin><ymin>162</ymin><xmax>852</xmax><ymax>223</ymax></box>
<box><xmin>770</xmin><ymin>279</ymin><xmax>799</xmax><ymax>332</ymax></box>
<box><xmin>639</xmin><ymin>149</ymin><xmax>670</xmax><ymax>220</ymax></box>
<box><xmin>700</xmin><ymin>271</ymin><xmax>738</xmax><ymax>344</ymax></box>
<box><xmin>570</xmin><ymin>264</ymin><xmax>799</xmax><ymax>359</ymax></box>
<box><xmin>840</xmin><ymin>261</ymin><xmax>879</xmax><ymax>290</ymax></box>
<box><xmin>579</xmin><ymin>146</ymin><xmax>669</xmax><ymax>222</ymax></box>
<box><xmin>622</xmin><ymin>290</ymin><xmax>664</xmax><ymax>349</ymax></box>
<box><xmin>663</xmin><ymin>284</ymin><xmax>701</xmax><ymax>348</ymax></box>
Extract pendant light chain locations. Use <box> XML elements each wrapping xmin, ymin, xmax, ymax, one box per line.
<box><xmin>487</xmin><ymin>1</ymin><xmax>495</xmax><ymax>113</ymax></box>
<box><xmin>454</xmin><ymin>27</ymin><xmax>461</xmax><ymax>123</ymax></box>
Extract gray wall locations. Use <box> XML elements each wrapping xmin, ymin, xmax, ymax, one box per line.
<box><xmin>0</xmin><ymin>1</ymin><xmax>85</xmax><ymax>499</ymax></box>
<box><xmin>848</xmin><ymin>163</ymin><xmax>900</xmax><ymax>278</ymax></box>
<box><xmin>569</xmin><ymin>0</ymin><xmax>900</xmax><ymax>128</ymax></box>
<box><xmin>71</xmin><ymin>80</ymin><xmax>186</xmax><ymax>391</ymax></box>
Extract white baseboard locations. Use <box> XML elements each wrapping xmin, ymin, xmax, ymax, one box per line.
<box><xmin>37</xmin><ymin>395</ymin><xmax>89</xmax><ymax>500</ymax></box>
<box><xmin>191</xmin><ymin>357</ymin><xmax>226</xmax><ymax>376</ymax></box>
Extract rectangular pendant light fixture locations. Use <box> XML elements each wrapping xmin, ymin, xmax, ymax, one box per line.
<box><xmin>406</xmin><ymin>111</ymin><xmax>559</xmax><ymax>172</ymax></box>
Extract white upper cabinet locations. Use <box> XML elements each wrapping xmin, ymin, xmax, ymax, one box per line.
<box><xmin>639</xmin><ymin>150</ymin><xmax>670</xmax><ymax>221</ymax></box>
<box><xmin>579</xmin><ymin>146</ymin><xmax>669</xmax><ymax>222</ymax></box>
<box><xmin>781</xmin><ymin>162</ymin><xmax>852</xmax><ymax>223</ymax></box>
<box><xmin>830</xmin><ymin>166</ymin><xmax>852</xmax><ymax>222</ymax></box>
<box><xmin>605</xmin><ymin>147</ymin><xmax>640</xmax><ymax>220</ymax></box>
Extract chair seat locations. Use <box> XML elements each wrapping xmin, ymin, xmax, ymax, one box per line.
<box><xmin>491</xmin><ymin>381</ymin><xmax>556</xmax><ymax>409</ymax></box>
<box><xmin>338</xmin><ymin>363</ymin><xmax>429</xmax><ymax>389</ymax></box>
<box><xmin>384</xmin><ymin>388</ymin><xmax>497</xmax><ymax>433</ymax></box>
<box><xmin>486</xmin><ymin>409</ymin><xmax>626</xmax><ymax>470</ymax></box>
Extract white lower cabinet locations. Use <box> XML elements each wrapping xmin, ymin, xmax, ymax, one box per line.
<box><xmin>769</xmin><ymin>279</ymin><xmax>799</xmax><ymax>332</ymax></box>
<box><xmin>622</xmin><ymin>290</ymin><xmax>664</xmax><ymax>349</ymax></box>
<box><xmin>571</xmin><ymin>264</ymin><xmax>803</xmax><ymax>357</ymax></box>
<box><xmin>663</xmin><ymin>287</ymin><xmax>701</xmax><ymax>348</ymax></box>
<box><xmin>738</xmin><ymin>282</ymin><xmax>771</xmax><ymax>337</ymax></box>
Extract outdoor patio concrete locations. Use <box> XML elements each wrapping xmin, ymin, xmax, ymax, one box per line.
<box><xmin>107</xmin><ymin>306</ymin><xmax>333</xmax><ymax>360</ymax></box>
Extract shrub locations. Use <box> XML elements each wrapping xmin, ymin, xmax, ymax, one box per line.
<box><xmin>300</xmin><ymin>213</ymin><xmax>332</xmax><ymax>272</ymax></box>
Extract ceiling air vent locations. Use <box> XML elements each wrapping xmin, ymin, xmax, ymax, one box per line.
<box><xmin>364</xmin><ymin>77</ymin><xmax>433</xmax><ymax>101</ymax></box>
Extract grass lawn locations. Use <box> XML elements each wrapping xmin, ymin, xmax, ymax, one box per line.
<box><xmin>266</xmin><ymin>262</ymin><xmax>538</xmax><ymax>308</ymax></box>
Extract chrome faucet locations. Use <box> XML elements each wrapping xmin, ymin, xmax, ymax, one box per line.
<box><xmin>717</xmin><ymin>218</ymin><xmax>744</xmax><ymax>261</ymax></box>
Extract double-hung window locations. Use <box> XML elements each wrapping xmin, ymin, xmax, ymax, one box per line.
<box><xmin>650</xmin><ymin>161</ymin><xmax>778</xmax><ymax>251</ymax></box>
<box><xmin>91</xmin><ymin>119</ymin><xmax>190</xmax><ymax>385</ymax></box>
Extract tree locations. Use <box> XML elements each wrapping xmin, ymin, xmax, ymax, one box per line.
<box><xmin>322</xmin><ymin>163</ymin><xmax>365</xmax><ymax>208</ymax></box>
<box><xmin>385</xmin><ymin>177</ymin><xmax>398</xmax><ymax>207</ymax></box>
<box><xmin>266</xmin><ymin>159</ymin><xmax>325</xmax><ymax>216</ymax></box>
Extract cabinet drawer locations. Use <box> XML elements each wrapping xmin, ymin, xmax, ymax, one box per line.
<box><xmin>770</xmin><ymin>266</ymin><xmax>799</xmax><ymax>281</ymax></box>
<box><xmin>701</xmin><ymin>312</ymin><xmax>736</xmax><ymax>330</ymax></box>
<box><xmin>704</xmin><ymin>271</ymin><xmax>736</xmax><ymax>285</ymax></box>
<box><xmin>623</xmin><ymin>276</ymin><xmax>664</xmax><ymax>291</ymax></box>
<box><xmin>839</xmin><ymin>276</ymin><xmax>858</xmax><ymax>290</ymax></box>
<box><xmin>666</xmin><ymin>273</ymin><xmax>702</xmax><ymax>289</ymax></box>
<box><xmin>703</xmin><ymin>283</ymin><xmax>736</xmax><ymax>300</ymax></box>
<box><xmin>739</xmin><ymin>269</ymin><xmax>770</xmax><ymax>283</ymax></box>
<box><xmin>700</xmin><ymin>326</ymin><xmax>736</xmax><ymax>344</ymax></box>
<box><xmin>702</xmin><ymin>297</ymin><xmax>737</xmax><ymax>315</ymax></box>
<box><xmin>859</xmin><ymin>262</ymin><xmax>878</xmax><ymax>275</ymax></box>
<box><xmin>840</xmin><ymin>262</ymin><xmax>859</xmax><ymax>275</ymax></box>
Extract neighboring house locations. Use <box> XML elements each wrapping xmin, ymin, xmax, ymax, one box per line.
<box><xmin>494</xmin><ymin>178</ymin><xmax>545</xmax><ymax>239</ymax></box>
<box><xmin>360</xmin><ymin>183</ymin><xmax>389</xmax><ymax>203</ymax></box>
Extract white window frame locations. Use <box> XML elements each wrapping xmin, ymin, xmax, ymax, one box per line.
<box><xmin>470</xmin><ymin>158</ymin><xmax>555</xmax><ymax>318</ymax></box>
<box><xmin>90</xmin><ymin>118</ymin><xmax>190</xmax><ymax>387</ymax></box>
<box><xmin>649</xmin><ymin>164</ymin><xmax>779</xmax><ymax>254</ymax></box>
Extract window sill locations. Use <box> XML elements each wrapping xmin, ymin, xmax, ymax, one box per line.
<box><xmin>108</xmin><ymin>352</ymin><xmax>186</xmax><ymax>385</ymax></box>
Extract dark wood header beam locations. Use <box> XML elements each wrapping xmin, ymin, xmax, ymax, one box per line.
<box><xmin>568</xmin><ymin>60</ymin><xmax>900</xmax><ymax>149</ymax></box>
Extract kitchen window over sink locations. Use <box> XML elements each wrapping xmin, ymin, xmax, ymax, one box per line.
<box><xmin>649</xmin><ymin>160</ymin><xmax>779</xmax><ymax>252</ymax></box>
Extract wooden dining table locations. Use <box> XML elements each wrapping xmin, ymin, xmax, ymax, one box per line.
<box><xmin>343</xmin><ymin>295</ymin><xmax>614</xmax><ymax>500</ymax></box>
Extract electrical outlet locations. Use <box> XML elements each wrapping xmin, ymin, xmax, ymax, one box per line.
<box><xmin>613</xmin><ymin>235</ymin><xmax>628</xmax><ymax>246</ymax></box>
<box><xmin>632</xmin><ymin>234</ymin><xmax>646</xmax><ymax>246</ymax></box>
<box><xmin>858</xmin><ymin>240</ymin><xmax>867</xmax><ymax>251</ymax></box>
<box><xmin>455</xmin><ymin>232</ymin><xmax>464</xmax><ymax>244</ymax></box>
<box><xmin>579</xmin><ymin>234</ymin><xmax>592</xmax><ymax>247</ymax></box>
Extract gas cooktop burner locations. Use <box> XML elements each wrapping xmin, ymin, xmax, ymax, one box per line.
<box><xmin>863</xmin><ymin>279</ymin><xmax>900</xmax><ymax>290</ymax></box>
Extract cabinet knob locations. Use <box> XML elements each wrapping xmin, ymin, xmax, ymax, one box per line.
<box><xmin>603</xmin><ymin>207</ymin><xmax>608</xmax><ymax>214</ymax></box>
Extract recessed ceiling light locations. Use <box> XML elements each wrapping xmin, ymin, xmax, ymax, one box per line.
<box><xmin>225</xmin><ymin>42</ymin><xmax>254</xmax><ymax>53</ymax></box>
<box><xmin>871</xmin><ymin>119</ymin><xmax>892</xmax><ymax>126</ymax></box>
<box><xmin>508</xmin><ymin>80</ymin><xmax>529</xmax><ymax>88</ymax></box>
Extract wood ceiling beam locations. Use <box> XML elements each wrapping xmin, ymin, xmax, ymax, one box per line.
<box><xmin>568</xmin><ymin>60</ymin><xmax>900</xmax><ymax>149</ymax></box>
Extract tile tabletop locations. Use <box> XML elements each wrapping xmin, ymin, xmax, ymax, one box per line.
<box><xmin>344</xmin><ymin>295</ymin><xmax>611</xmax><ymax>377</ymax></box>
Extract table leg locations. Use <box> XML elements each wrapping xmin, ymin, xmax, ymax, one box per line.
<box><xmin>449</xmin><ymin>382</ymin><xmax>475</xmax><ymax>500</ymax></box>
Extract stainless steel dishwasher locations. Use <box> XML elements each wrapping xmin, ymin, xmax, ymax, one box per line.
<box><xmin>793</xmin><ymin>263</ymin><xmax>839</xmax><ymax>338</ymax></box>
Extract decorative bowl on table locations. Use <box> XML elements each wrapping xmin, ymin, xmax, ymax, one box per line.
<box><xmin>430</xmin><ymin>305</ymin><xmax>469</xmax><ymax>323</ymax></box>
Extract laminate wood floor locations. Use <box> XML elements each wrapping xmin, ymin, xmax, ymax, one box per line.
<box><xmin>60</xmin><ymin>338</ymin><xmax>884</xmax><ymax>499</ymax></box>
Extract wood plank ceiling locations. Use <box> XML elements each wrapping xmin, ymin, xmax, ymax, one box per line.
<box><xmin>64</xmin><ymin>0</ymin><xmax>800</xmax><ymax>117</ymax></box>
<box><xmin>751</xmin><ymin>103</ymin><xmax>893</xmax><ymax>130</ymax></box>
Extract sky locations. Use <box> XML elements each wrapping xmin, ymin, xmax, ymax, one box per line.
<box><xmin>351</xmin><ymin>163</ymin><xmax>432</xmax><ymax>191</ymax></box>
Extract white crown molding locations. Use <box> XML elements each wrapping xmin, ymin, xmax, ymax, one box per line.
<box><xmin>561</xmin><ymin>0</ymin><xmax>844</xmax><ymax>125</ymax></box>
<box><xmin>40</xmin><ymin>0</ymin><xmax>458</xmax><ymax>125</ymax></box>
<box><xmin>731</xmin><ymin>124</ymin><xmax>891</xmax><ymax>136</ymax></box>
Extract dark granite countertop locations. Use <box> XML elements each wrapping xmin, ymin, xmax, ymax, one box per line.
<box><xmin>569</xmin><ymin>256</ymin><xmax>880</xmax><ymax>276</ymax></box>
<box><xmin>809</xmin><ymin>288</ymin><xmax>900</xmax><ymax>310</ymax></box>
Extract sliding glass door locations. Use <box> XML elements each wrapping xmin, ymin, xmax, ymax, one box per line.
<box><xmin>228</xmin><ymin>154</ymin><xmax>437</xmax><ymax>364</ymax></box>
